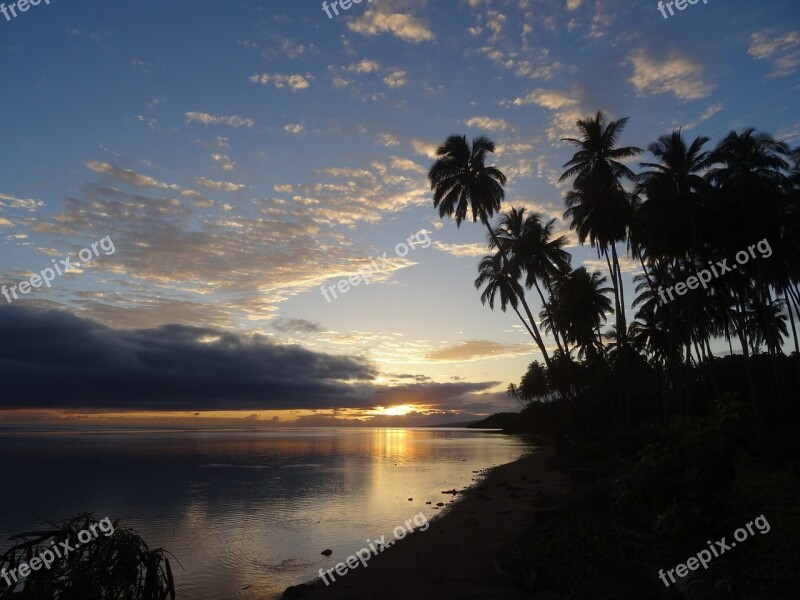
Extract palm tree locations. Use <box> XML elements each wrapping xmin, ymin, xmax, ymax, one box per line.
<box><xmin>518</xmin><ymin>360</ymin><xmax>555</xmax><ymax>403</ymax></box>
<box><xmin>636</xmin><ymin>130</ymin><xmax>713</xmax><ymax>263</ymax></box>
<box><xmin>746</xmin><ymin>299</ymin><xmax>788</xmax><ymax>355</ymax></box>
<box><xmin>559</xmin><ymin>112</ymin><xmax>640</xmax><ymax>345</ymax></box>
<box><xmin>549</xmin><ymin>267</ymin><xmax>614</xmax><ymax>363</ymax></box>
<box><xmin>706</xmin><ymin>129</ymin><xmax>790</xmax><ymax>420</ymax></box>
<box><xmin>491</xmin><ymin>207</ymin><xmax>572</xmax><ymax>352</ymax></box>
<box><xmin>474</xmin><ymin>253</ymin><xmax>537</xmax><ymax>341</ymax></box>
<box><xmin>429</xmin><ymin>135</ymin><xmax>552</xmax><ymax>365</ymax></box>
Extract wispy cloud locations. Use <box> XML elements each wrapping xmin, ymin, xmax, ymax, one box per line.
<box><xmin>426</xmin><ymin>340</ymin><xmax>530</xmax><ymax>362</ymax></box>
<box><xmin>248</xmin><ymin>72</ymin><xmax>313</xmax><ymax>91</ymax></box>
<box><xmin>348</xmin><ymin>10</ymin><xmax>434</xmax><ymax>43</ymax></box>
<box><xmin>748</xmin><ymin>30</ymin><xmax>800</xmax><ymax>78</ymax></box>
<box><xmin>465</xmin><ymin>116</ymin><xmax>508</xmax><ymax>131</ymax></box>
<box><xmin>185</xmin><ymin>112</ymin><xmax>255</xmax><ymax>127</ymax></box>
<box><xmin>629</xmin><ymin>51</ymin><xmax>714</xmax><ymax>100</ymax></box>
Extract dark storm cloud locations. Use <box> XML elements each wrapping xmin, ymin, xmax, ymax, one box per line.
<box><xmin>0</xmin><ymin>305</ymin><xmax>377</xmax><ymax>411</ymax></box>
<box><xmin>270</xmin><ymin>318</ymin><xmax>323</xmax><ymax>333</ymax></box>
<box><xmin>0</xmin><ymin>307</ymin><xmax>509</xmax><ymax>415</ymax></box>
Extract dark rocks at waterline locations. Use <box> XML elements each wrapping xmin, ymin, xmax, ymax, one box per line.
<box><xmin>321</xmin><ymin>549</ymin><xmax>332</xmax><ymax>556</ymax></box>
<box><xmin>283</xmin><ymin>582</ymin><xmax>316</xmax><ymax>598</ymax></box>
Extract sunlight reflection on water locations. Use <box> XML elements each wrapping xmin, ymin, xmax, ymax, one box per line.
<box><xmin>0</xmin><ymin>427</ymin><xmax>531</xmax><ymax>599</ymax></box>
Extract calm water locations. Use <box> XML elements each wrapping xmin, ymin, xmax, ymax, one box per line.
<box><xmin>0</xmin><ymin>428</ymin><xmax>531</xmax><ymax>599</ymax></box>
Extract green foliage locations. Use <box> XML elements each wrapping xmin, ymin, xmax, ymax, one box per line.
<box><xmin>615</xmin><ymin>393</ymin><xmax>752</xmax><ymax>539</ymax></box>
<box><xmin>523</xmin><ymin>483</ymin><xmax>669</xmax><ymax>599</ymax></box>
<box><xmin>727</xmin><ymin>459</ymin><xmax>800</xmax><ymax>599</ymax></box>
<box><xmin>0</xmin><ymin>513</ymin><xmax>176</xmax><ymax>600</ymax></box>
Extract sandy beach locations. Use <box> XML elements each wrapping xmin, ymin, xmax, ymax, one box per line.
<box><xmin>283</xmin><ymin>440</ymin><xmax>567</xmax><ymax>600</ymax></box>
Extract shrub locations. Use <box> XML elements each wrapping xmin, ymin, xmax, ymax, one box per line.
<box><xmin>0</xmin><ymin>513</ymin><xmax>176</xmax><ymax>600</ymax></box>
<box><xmin>615</xmin><ymin>393</ymin><xmax>751</xmax><ymax>540</ymax></box>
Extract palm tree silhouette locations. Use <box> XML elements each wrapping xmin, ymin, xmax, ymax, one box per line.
<box><xmin>548</xmin><ymin>267</ymin><xmax>614</xmax><ymax>363</ymax></box>
<box><xmin>491</xmin><ymin>207</ymin><xmax>571</xmax><ymax>353</ymax></box>
<box><xmin>474</xmin><ymin>252</ymin><xmax>538</xmax><ymax>341</ymax></box>
<box><xmin>636</xmin><ymin>130</ymin><xmax>713</xmax><ymax>263</ymax></box>
<box><xmin>559</xmin><ymin>111</ymin><xmax>640</xmax><ymax>345</ymax></box>
<box><xmin>429</xmin><ymin>135</ymin><xmax>552</xmax><ymax>365</ymax></box>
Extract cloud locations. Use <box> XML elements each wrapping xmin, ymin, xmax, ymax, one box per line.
<box><xmin>348</xmin><ymin>59</ymin><xmax>381</xmax><ymax>73</ymax></box>
<box><xmin>748</xmin><ymin>30</ymin><xmax>800</xmax><ymax>78</ymax></box>
<box><xmin>383</xmin><ymin>69</ymin><xmax>408</xmax><ymax>88</ymax></box>
<box><xmin>388</xmin><ymin>156</ymin><xmax>426</xmax><ymax>174</ymax></box>
<box><xmin>433</xmin><ymin>241</ymin><xmax>487</xmax><ymax>257</ymax></box>
<box><xmin>348</xmin><ymin>10</ymin><xmax>434</xmax><ymax>43</ymax></box>
<box><xmin>410</xmin><ymin>138</ymin><xmax>438</xmax><ymax>159</ymax></box>
<box><xmin>628</xmin><ymin>51</ymin><xmax>714</xmax><ymax>100</ymax></box>
<box><xmin>510</xmin><ymin>89</ymin><xmax>578</xmax><ymax>109</ymax></box>
<box><xmin>496</xmin><ymin>143</ymin><xmax>535</xmax><ymax>155</ymax></box>
<box><xmin>270</xmin><ymin>318</ymin><xmax>323</xmax><ymax>334</ymax></box>
<box><xmin>249</xmin><ymin>72</ymin><xmax>312</xmax><ymax>91</ymax></box>
<box><xmin>425</xmin><ymin>340</ymin><xmax>531</xmax><ymax>362</ymax></box>
<box><xmin>84</xmin><ymin>162</ymin><xmax>181</xmax><ymax>190</ymax></box>
<box><xmin>0</xmin><ymin>306</ymin><xmax>375</xmax><ymax>411</ymax></box>
<box><xmin>211</xmin><ymin>154</ymin><xmax>235</xmax><ymax>171</ymax></box>
<box><xmin>465</xmin><ymin>116</ymin><xmax>508</xmax><ymax>131</ymax></box>
<box><xmin>0</xmin><ymin>192</ymin><xmax>44</xmax><ymax>211</ymax></box>
<box><xmin>284</xmin><ymin>123</ymin><xmax>306</xmax><ymax>134</ymax></box>
<box><xmin>192</xmin><ymin>177</ymin><xmax>245</xmax><ymax>192</ymax></box>
<box><xmin>0</xmin><ymin>307</ymin><xmax>511</xmax><ymax>417</ymax></box>
<box><xmin>185</xmin><ymin>112</ymin><xmax>255</xmax><ymax>128</ymax></box>
<box><xmin>505</xmin><ymin>87</ymin><xmax>586</xmax><ymax>142</ymax></box>
<box><xmin>479</xmin><ymin>45</ymin><xmax>562</xmax><ymax>81</ymax></box>
<box><xmin>379</xmin><ymin>133</ymin><xmax>401</xmax><ymax>147</ymax></box>
<box><xmin>583</xmin><ymin>255</ymin><xmax>640</xmax><ymax>274</ymax></box>
<box><xmin>681</xmin><ymin>102</ymin><xmax>724</xmax><ymax>131</ymax></box>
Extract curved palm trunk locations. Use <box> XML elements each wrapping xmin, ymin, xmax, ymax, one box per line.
<box><xmin>606</xmin><ymin>245</ymin><xmax>631</xmax><ymax>424</ymax></box>
<box><xmin>483</xmin><ymin>215</ymin><xmax>552</xmax><ymax>368</ymax></box>
<box><xmin>511</xmin><ymin>303</ymin><xmax>538</xmax><ymax>341</ymax></box>
<box><xmin>635</xmin><ymin>249</ymin><xmax>662</xmax><ymax>307</ymax></box>
<box><xmin>786</xmin><ymin>285</ymin><xmax>800</xmax><ymax>354</ymax></box>
<box><xmin>532</xmin><ymin>280</ymin><xmax>565</xmax><ymax>354</ymax></box>
<box><xmin>611</xmin><ymin>244</ymin><xmax>628</xmax><ymax>340</ymax></box>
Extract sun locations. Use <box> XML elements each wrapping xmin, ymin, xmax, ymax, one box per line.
<box><xmin>378</xmin><ymin>404</ymin><xmax>416</xmax><ymax>416</ymax></box>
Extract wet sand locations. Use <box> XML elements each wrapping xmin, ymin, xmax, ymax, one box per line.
<box><xmin>283</xmin><ymin>441</ymin><xmax>567</xmax><ymax>599</ymax></box>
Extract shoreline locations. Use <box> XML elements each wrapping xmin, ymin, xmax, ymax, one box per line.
<box><xmin>283</xmin><ymin>438</ymin><xmax>567</xmax><ymax>599</ymax></box>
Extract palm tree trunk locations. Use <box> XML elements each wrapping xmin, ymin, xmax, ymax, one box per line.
<box><xmin>785</xmin><ymin>289</ymin><xmax>800</xmax><ymax>355</ymax></box>
<box><xmin>609</xmin><ymin>244</ymin><xmax>632</xmax><ymax>424</ymax></box>
<box><xmin>511</xmin><ymin>304</ymin><xmax>537</xmax><ymax>341</ymax></box>
<box><xmin>604</xmin><ymin>250</ymin><xmax>624</xmax><ymax>340</ymax></box>
<box><xmin>611</xmin><ymin>244</ymin><xmax>628</xmax><ymax>340</ymax></box>
<box><xmin>532</xmin><ymin>280</ymin><xmax>565</xmax><ymax>354</ymax></box>
<box><xmin>483</xmin><ymin>216</ymin><xmax>552</xmax><ymax>367</ymax></box>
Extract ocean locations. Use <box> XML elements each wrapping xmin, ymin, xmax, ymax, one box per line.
<box><xmin>0</xmin><ymin>427</ymin><xmax>530</xmax><ymax>599</ymax></box>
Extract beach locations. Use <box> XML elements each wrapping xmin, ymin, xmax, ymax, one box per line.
<box><xmin>284</xmin><ymin>440</ymin><xmax>567</xmax><ymax>599</ymax></box>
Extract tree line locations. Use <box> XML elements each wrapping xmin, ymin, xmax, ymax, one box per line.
<box><xmin>428</xmin><ymin>112</ymin><xmax>799</xmax><ymax>436</ymax></box>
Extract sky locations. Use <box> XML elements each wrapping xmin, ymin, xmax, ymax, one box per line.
<box><xmin>0</xmin><ymin>0</ymin><xmax>798</xmax><ymax>427</ymax></box>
